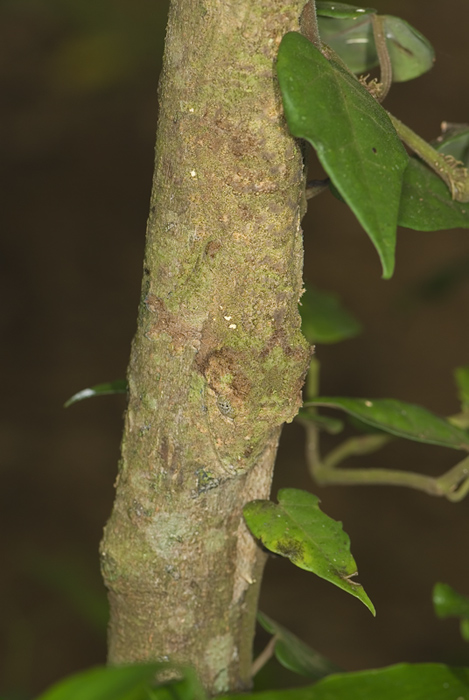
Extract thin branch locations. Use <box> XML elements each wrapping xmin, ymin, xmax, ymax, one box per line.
<box><xmin>322</xmin><ymin>433</ymin><xmax>394</xmax><ymax>469</ymax></box>
<box><xmin>251</xmin><ymin>635</ymin><xmax>278</xmax><ymax>677</ymax></box>
<box><xmin>436</xmin><ymin>458</ymin><xmax>469</xmax><ymax>501</ymax></box>
<box><xmin>388</xmin><ymin>112</ymin><xmax>469</xmax><ymax>203</ymax></box>
<box><xmin>300</xmin><ymin>419</ymin><xmax>469</xmax><ymax>501</ymax></box>
<box><xmin>371</xmin><ymin>13</ymin><xmax>392</xmax><ymax>101</ymax></box>
<box><xmin>300</xmin><ymin>0</ymin><xmax>321</xmax><ymax>50</ymax></box>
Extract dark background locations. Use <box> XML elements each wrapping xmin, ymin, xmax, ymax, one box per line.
<box><xmin>2</xmin><ymin>1</ymin><xmax>469</xmax><ymax>697</ymax></box>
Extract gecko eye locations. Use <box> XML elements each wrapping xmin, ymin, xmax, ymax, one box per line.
<box><xmin>216</xmin><ymin>396</ymin><xmax>234</xmax><ymax>417</ymax></box>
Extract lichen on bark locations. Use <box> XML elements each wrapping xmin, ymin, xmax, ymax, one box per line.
<box><xmin>100</xmin><ymin>0</ymin><xmax>311</xmax><ymax>694</ymax></box>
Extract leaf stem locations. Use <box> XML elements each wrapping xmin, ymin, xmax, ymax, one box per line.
<box><xmin>388</xmin><ymin>112</ymin><xmax>469</xmax><ymax>202</ymax></box>
<box><xmin>371</xmin><ymin>13</ymin><xmax>392</xmax><ymax>101</ymax></box>
<box><xmin>300</xmin><ymin>1</ymin><xmax>321</xmax><ymax>50</ymax></box>
<box><xmin>251</xmin><ymin>635</ymin><xmax>278</xmax><ymax>677</ymax></box>
<box><xmin>436</xmin><ymin>457</ymin><xmax>469</xmax><ymax>501</ymax></box>
<box><xmin>322</xmin><ymin>434</ymin><xmax>394</xmax><ymax>469</ymax></box>
<box><xmin>300</xmin><ymin>419</ymin><xmax>469</xmax><ymax>500</ymax></box>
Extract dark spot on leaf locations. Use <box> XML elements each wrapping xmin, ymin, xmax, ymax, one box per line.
<box><xmin>275</xmin><ymin>537</ymin><xmax>305</xmax><ymax>563</ymax></box>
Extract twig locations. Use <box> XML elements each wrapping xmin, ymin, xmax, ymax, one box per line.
<box><xmin>300</xmin><ymin>0</ymin><xmax>321</xmax><ymax>50</ymax></box>
<box><xmin>251</xmin><ymin>635</ymin><xmax>278</xmax><ymax>677</ymax></box>
<box><xmin>388</xmin><ymin>112</ymin><xmax>469</xmax><ymax>203</ymax></box>
<box><xmin>371</xmin><ymin>13</ymin><xmax>392</xmax><ymax>101</ymax></box>
<box><xmin>299</xmin><ymin>418</ymin><xmax>469</xmax><ymax>500</ymax></box>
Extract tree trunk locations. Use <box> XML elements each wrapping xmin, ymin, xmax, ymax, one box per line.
<box><xmin>100</xmin><ymin>0</ymin><xmax>310</xmax><ymax>694</ymax></box>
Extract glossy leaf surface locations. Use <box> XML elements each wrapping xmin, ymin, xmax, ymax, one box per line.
<box><xmin>307</xmin><ymin>397</ymin><xmax>469</xmax><ymax>450</ymax></box>
<box><xmin>300</xmin><ymin>285</ymin><xmax>361</xmax><ymax>344</ymax></box>
<box><xmin>317</xmin><ymin>15</ymin><xmax>376</xmax><ymax>73</ymax></box>
<box><xmin>316</xmin><ymin>1</ymin><xmax>375</xmax><ymax>18</ymax></box>
<box><xmin>381</xmin><ymin>16</ymin><xmax>434</xmax><ymax>82</ymax></box>
<box><xmin>435</xmin><ymin>123</ymin><xmax>469</xmax><ymax>165</ymax></box>
<box><xmin>398</xmin><ymin>158</ymin><xmax>469</xmax><ymax>231</ymax></box>
<box><xmin>258</xmin><ymin>611</ymin><xmax>340</xmax><ymax>680</ymax></box>
<box><xmin>244</xmin><ymin>488</ymin><xmax>375</xmax><ymax>614</ymax></box>
<box><xmin>36</xmin><ymin>663</ymin><xmax>163</xmax><ymax>700</ymax></box>
<box><xmin>64</xmin><ymin>379</ymin><xmax>127</xmax><ymax>407</ymax></box>
<box><xmin>229</xmin><ymin>663</ymin><xmax>469</xmax><ymax>700</ymax></box>
<box><xmin>318</xmin><ymin>14</ymin><xmax>434</xmax><ymax>81</ymax></box>
<box><xmin>277</xmin><ymin>32</ymin><xmax>408</xmax><ymax>278</ymax></box>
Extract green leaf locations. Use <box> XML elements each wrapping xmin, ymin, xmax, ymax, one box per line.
<box><xmin>398</xmin><ymin>158</ymin><xmax>469</xmax><ymax>231</ymax></box>
<box><xmin>433</xmin><ymin>582</ymin><xmax>469</xmax><ymax>619</ymax></box>
<box><xmin>317</xmin><ymin>14</ymin><xmax>434</xmax><ymax>81</ymax></box>
<box><xmin>307</xmin><ymin>397</ymin><xmax>469</xmax><ymax>450</ymax></box>
<box><xmin>318</xmin><ymin>15</ymin><xmax>376</xmax><ymax>74</ymax></box>
<box><xmin>433</xmin><ymin>583</ymin><xmax>469</xmax><ymax>644</ymax></box>
<box><xmin>454</xmin><ymin>366</ymin><xmax>469</xmax><ymax>410</ymax></box>
<box><xmin>300</xmin><ymin>285</ymin><xmax>361</xmax><ymax>344</ymax></box>
<box><xmin>36</xmin><ymin>665</ymin><xmax>204</xmax><ymax>700</ymax></box>
<box><xmin>316</xmin><ymin>1</ymin><xmax>376</xmax><ymax>19</ymax></box>
<box><xmin>347</xmin><ymin>415</ymin><xmax>388</xmax><ymax>435</ymax></box>
<box><xmin>35</xmin><ymin>664</ymin><xmax>163</xmax><ymax>700</ymax></box>
<box><xmin>146</xmin><ymin>669</ymin><xmax>204</xmax><ymax>700</ymax></box>
<box><xmin>227</xmin><ymin>663</ymin><xmax>469</xmax><ymax>700</ymax></box>
<box><xmin>277</xmin><ymin>32</ymin><xmax>408</xmax><ymax>278</ymax></box>
<box><xmin>243</xmin><ymin>488</ymin><xmax>375</xmax><ymax>615</ymax></box>
<box><xmin>64</xmin><ymin>379</ymin><xmax>127</xmax><ymax>407</ymax></box>
<box><xmin>257</xmin><ymin>611</ymin><xmax>340</xmax><ymax>680</ymax></box>
<box><xmin>380</xmin><ymin>16</ymin><xmax>434</xmax><ymax>82</ymax></box>
<box><xmin>398</xmin><ymin>123</ymin><xmax>469</xmax><ymax>232</ymax></box>
<box><xmin>434</xmin><ymin>123</ymin><xmax>469</xmax><ymax>166</ymax></box>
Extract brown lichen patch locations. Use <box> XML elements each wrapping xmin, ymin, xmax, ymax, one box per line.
<box><xmin>205</xmin><ymin>240</ymin><xmax>221</xmax><ymax>258</ymax></box>
<box><xmin>212</xmin><ymin>111</ymin><xmax>262</xmax><ymax>157</ymax></box>
<box><xmin>158</xmin><ymin>434</ymin><xmax>183</xmax><ymax>484</ymax></box>
<box><xmin>228</xmin><ymin>169</ymin><xmax>280</xmax><ymax>194</ymax></box>
<box><xmin>145</xmin><ymin>295</ymin><xmax>201</xmax><ymax>352</ymax></box>
<box><xmin>196</xmin><ymin>346</ymin><xmax>252</xmax><ymax>419</ymax></box>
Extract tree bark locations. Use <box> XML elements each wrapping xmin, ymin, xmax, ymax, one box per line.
<box><xmin>100</xmin><ymin>0</ymin><xmax>310</xmax><ymax>694</ymax></box>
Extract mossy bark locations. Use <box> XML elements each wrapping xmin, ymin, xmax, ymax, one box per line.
<box><xmin>100</xmin><ymin>0</ymin><xmax>310</xmax><ymax>694</ymax></box>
